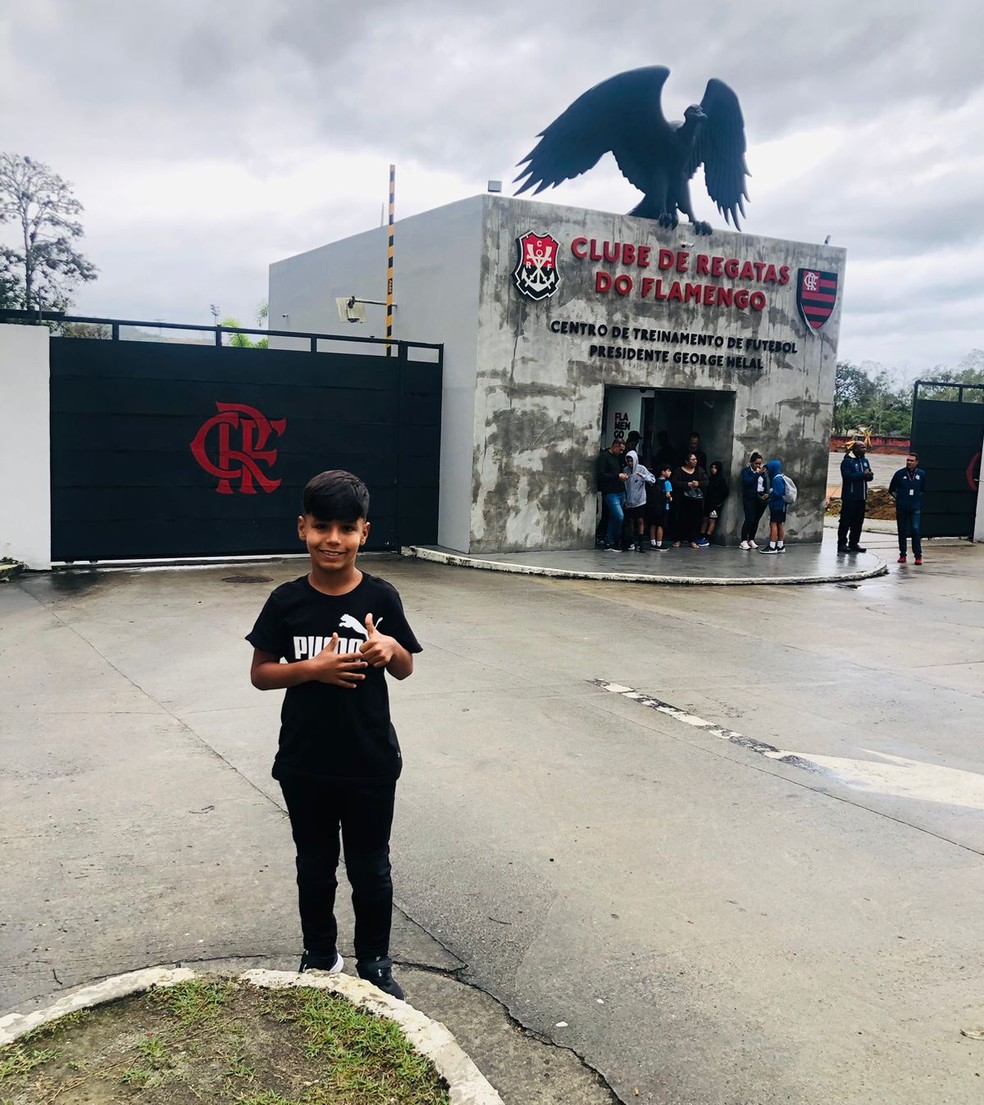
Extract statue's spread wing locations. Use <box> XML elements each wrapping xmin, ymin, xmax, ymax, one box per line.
<box><xmin>689</xmin><ymin>78</ymin><xmax>749</xmax><ymax>228</ymax></box>
<box><xmin>514</xmin><ymin>66</ymin><xmax>671</xmax><ymax>196</ymax></box>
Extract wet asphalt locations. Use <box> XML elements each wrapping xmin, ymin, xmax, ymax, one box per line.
<box><xmin>2</xmin><ymin>521</ymin><xmax>983</xmax><ymax>1104</ymax></box>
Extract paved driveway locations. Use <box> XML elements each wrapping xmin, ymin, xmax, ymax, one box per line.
<box><xmin>3</xmin><ymin>544</ymin><xmax>984</xmax><ymax>1104</ymax></box>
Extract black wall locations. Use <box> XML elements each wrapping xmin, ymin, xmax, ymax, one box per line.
<box><xmin>910</xmin><ymin>395</ymin><xmax>984</xmax><ymax>538</ymax></box>
<box><xmin>50</xmin><ymin>339</ymin><xmax>441</xmax><ymax>560</ymax></box>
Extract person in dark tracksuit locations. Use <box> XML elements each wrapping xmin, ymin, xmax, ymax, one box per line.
<box><xmin>739</xmin><ymin>451</ymin><xmax>769</xmax><ymax>549</ymax></box>
<box><xmin>837</xmin><ymin>441</ymin><xmax>874</xmax><ymax>553</ymax></box>
<box><xmin>889</xmin><ymin>453</ymin><xmax>927</xmax><ymax>565</ymax></box>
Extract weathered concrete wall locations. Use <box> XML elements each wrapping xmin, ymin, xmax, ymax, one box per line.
<box><xmin>270</xmin><ymin>197</ymin><xmax>484</xmax><ymax>551</ymax></box>
<box><xmin>0</xmin><ymin>324</ymin><xmax>51</xmax><ymax>568</ymax></box>
<box><xmin>270</xmin><ymin>194</ymin><xmax>845</xmax><ymax>554</ymax></box>
<box><xmin>472</xmin><ymin>196</ymin><xmax>845</xmax><ymax>552</ymax></box>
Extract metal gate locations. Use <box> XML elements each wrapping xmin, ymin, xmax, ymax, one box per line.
<box><xmin>44</xmin><ymin>319</ymin><xmax>442</xmax><ymax>561</ymax></box>
<box><xmin>909</xmin><ymin>380</ymin><xmax>984</xmax><ymax>538</ymax></box>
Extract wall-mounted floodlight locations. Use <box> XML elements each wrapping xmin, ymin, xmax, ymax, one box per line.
<box><xmin>335</xmin><ymin>297</ymin><xmax>367</xmax><ymax>324</ymax></box>
<box><xmin>488</xmin><ymin>180</ymin><xmax>503</xmax><ymax>193</ymax></box>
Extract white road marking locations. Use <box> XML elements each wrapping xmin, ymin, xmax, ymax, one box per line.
<box><xmin>592</xmin><ymin>680</ymin><xmax>984</xmax><ymax>812</ymax></box>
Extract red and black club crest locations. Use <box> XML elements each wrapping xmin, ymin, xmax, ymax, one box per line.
<box><xmin>796</xmin><ymin>269</ymin><xmax>839</xmax><ymax>332</ymax></box>
<box><xmin>513</xmin><ymin>230</ymin><xmax>560</xmax><ymax>301</ymax></box>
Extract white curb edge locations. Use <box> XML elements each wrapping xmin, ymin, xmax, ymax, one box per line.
<box><xmin>0</xmin><ymin>966</ymin><xmax>504</xmax><ymax>1105</ymax></box>
<box><xmin>0</xmin><ymin>967</ymin><xmax>197</xmax><ymax>1045</ymax></box>
<box><xmin>402</xmin><ymin>544</ymin><xmax>888</xmax><ymax>586</ymax></box>
<box><xmin>241</xmin><ymin>969</ymin><xmax>503</xmax><ymax>1105</ymax></box>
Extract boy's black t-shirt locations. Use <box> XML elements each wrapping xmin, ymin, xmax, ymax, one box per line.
<box><xmin>246</xmin><ymin>572</ymin><xmax>422</xmax><ymax>783</ymax></box>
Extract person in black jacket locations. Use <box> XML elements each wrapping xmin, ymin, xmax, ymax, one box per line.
<box><xmin>837</xmin><ymin>441</ymin><xmax>874</xmax><ymax>553</ymax></box>
<box><xmin>889</xmin><ymin>453</ymin><xmax>927</xmax><ymax>564</ymax></box>
<box><xmin>595</xmin><ymin>438</ymin><xmax>628</xmax><ymax>549</ymax></box>
<box><xmin>699</xmin><ymin>461</ymin><xmax>729</xmax><ymax>546</ymax></box>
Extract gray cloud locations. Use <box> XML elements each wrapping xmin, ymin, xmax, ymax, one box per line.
<box><xmin>1</xmin><ymin>0</ymin><xmax>982</xmax><ymax>371</ymax></box>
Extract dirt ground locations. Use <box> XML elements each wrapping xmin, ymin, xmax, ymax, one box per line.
<box><xmin>824</xmin><ymin>487</ymin><xmax>897</xmax><ymax>520</ymax></box>
<box><xmin>825</xmin><ymin>449</ymin><xmax>907</xmax><ymax>519</ymax></box>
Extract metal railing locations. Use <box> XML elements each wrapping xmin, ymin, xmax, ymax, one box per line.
<box><xmin>0</xmin><ymin>309</ymin><xmax>443</xmax><ymax>358</ymax></box>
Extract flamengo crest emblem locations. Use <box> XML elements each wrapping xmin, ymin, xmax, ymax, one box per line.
<box><xmin>190</xmin><ymin>402</ymin><xmax>287</xmax><ymax>494</ymax></box>
<box><xmin>513</xmin><ymin>230</ymin><xmax>560</xmax><ymax>301</ymax></box>
<box><xmin>796</xmin><ymin>269</ymin><xmax>838</xmax><ymax>333</ymax></box>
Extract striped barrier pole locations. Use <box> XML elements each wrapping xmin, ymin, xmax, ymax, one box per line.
<box><xmin>386</xmin><ymin>164</ymin><xmax>395</xmax><ymax>356</ymax></box>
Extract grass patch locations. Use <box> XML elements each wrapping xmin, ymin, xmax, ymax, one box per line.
<box><xmin>0</xmin><ymin>977</ymin><xmax>449</xmax><ymax>1105</ymax></box>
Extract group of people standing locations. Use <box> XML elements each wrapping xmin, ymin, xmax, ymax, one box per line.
<box><xmin>837</xmin><ymin>440</ymin><xmax>927</xmax><ymax>564</ymax></box>
<box><xmin>596</xmin><ymin>434</ymin><xmax>929</xmax><ymax>562</ymax></box>
<box><xmin>595</xmin><ymin>431</ymin><xmax>735</xmax><ymax>552</ymax></box>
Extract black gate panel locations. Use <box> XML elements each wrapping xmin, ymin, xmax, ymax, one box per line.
<box><xmin>910</xmin><ymin>388</ymin><xmax>984</xmax><ymax>538</ymax></box>
<box><xmin>50</xmin><ymin>338</ymin><xmax>441</xmax><ymax>560</ymax></box>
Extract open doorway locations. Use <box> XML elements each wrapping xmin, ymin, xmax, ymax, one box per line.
<box><xmin>603</xmin><ymin>386</ymin><xmax>736</xmax><ymax>469</ymax></box>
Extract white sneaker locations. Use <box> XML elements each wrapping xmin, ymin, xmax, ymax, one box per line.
<box><xmin>749</xmin><ymin>540</ymin><xmax>759</xmax><ymax>549</ymax></box>
<box><xmin>739</xmin><ymin>540</ymin><xmax>750</xmax><ymax>550</ymax></box>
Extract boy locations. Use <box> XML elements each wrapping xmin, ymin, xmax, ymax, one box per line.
<box><xmin>759</xmin><ymin>459</ymin><xmax>787</xmax><ymax>554</ymax></box>
<box><xmin>648</xmin><ymin>464</ymin><xmax>673</xmax><ymax>550</ymax></box>
<box><xmin>247</xmin><ymin>470</ymin><xmax>421</xmax><ymax>1000</ymax></box>
<box><xmin>623</xmin><ymin>447</ymin><xmax>656</xmax><ymax>552</ymax></box>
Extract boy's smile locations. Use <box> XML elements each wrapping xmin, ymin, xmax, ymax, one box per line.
<box><xmin>298</xmin><ymin>515</ymin><xmax>369</xmax><ymax>588</ymax></box>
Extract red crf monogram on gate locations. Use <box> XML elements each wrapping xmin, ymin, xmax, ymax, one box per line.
<box><xmin>190</xmin><ymin>402</ymin><xmax>287</xmax><ymax>494</ymax></box>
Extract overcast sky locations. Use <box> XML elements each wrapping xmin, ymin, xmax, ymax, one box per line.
<box><xmin>2</xmin><ymin>0</ymin><xmax>982</xmax><ymax>377</ymax></box>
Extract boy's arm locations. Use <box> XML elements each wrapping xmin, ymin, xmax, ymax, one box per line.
<box><xmin>250</xmin><ymin>641</ymin><xmax>367</xmax><ymax>690</ymax></box>
<box><xmin>359</xmin><ymin>614</ymin><xmax>415</xmax><ymax>680</ymax></box>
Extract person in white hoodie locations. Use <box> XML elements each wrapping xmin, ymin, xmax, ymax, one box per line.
<box><xmin>623</xmin><ymin>449</ymin><xmax>657</xmax><ymax>552</ymax></box>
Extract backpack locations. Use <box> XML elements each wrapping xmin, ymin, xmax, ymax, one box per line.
<box><xmin>780</xmin><ymin>473</ymin><xmax>797</xmax><ymax>505</ymax></box>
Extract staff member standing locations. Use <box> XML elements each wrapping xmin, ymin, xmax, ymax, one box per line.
<box><xmin>837</xmin><ymin>440</ymin><xmax>874</xmax><ymax>553</ymax></box>
<box><xmin>889</xmin><ymin>453</ymin><xmax>927</xmax><ymax>565</ymax></box>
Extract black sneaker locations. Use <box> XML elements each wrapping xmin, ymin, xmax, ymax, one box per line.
<box><xmin>299</xmin><ymin>950</ymin><xmax>344</xmax><ymax>973</ymax></box>
<box><xmin>357</xmin><ymin>956</ymin><xmax>405</xmax><ymax>1000</ymax></box>
<box><xmin>847</xmin><ymin>545</ymin><xmax>867</xmax><ymax>553</ymax></box>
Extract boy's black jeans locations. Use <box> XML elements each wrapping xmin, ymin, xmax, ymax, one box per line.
<box><xmin>279</xmin><ymin>775</ymin><xmax>396</xmax><ymax>963</ymax></box>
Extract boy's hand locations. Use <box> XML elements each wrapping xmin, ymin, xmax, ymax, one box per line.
<box><xmin>310</xmin><ymin>633</ymin><xmax>367</xmax><ymax>688</ymax></box>
<box><xmin>360</xmin><ymin>613</ymin><xmax>398</xmax><ymax>668</ymax></box>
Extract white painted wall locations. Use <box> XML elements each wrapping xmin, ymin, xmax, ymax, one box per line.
<box><xmin>0</xmin><ymin>324</ymin><xmax>51</xmax><ymax>568</ymax></box>
<box><xmin>270</xmin><ymin>196</ymin><xmax>484</xmax><ymax>550</ymax></box>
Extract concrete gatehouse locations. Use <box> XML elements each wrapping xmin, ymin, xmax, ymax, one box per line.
<box><xmin>270</xmin><ymin>194</ymin><xmax>846</xmax><ymax>554</ymax></box>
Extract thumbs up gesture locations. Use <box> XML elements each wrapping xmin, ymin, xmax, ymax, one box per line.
<box><xmin>359</xmin><ymin>612</ymin><xmax>396</xmax><ymax>668</ymax></box>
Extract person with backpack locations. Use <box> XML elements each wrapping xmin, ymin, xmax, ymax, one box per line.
<box><xmin>760</xmin><ymin>459</ymin><xmax>795</xmax><ymax>554</ymax></box>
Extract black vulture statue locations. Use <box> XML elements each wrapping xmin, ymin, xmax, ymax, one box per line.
<box><xmin>514</xmin><ymin>66</ymin><xmax>749</xmax><ymax>235</ymax></box>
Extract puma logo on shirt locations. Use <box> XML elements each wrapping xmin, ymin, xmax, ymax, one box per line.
<box><xmin>292</xmin><ymin>614</ymin><xmax>384</xmax><ymax>657</ymax></box>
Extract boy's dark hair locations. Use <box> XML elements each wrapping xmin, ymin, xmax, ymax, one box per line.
<box><xmin>302</xmin><ymin>470</ymin><xmax>369</xmax><ymax>521</ymax></box>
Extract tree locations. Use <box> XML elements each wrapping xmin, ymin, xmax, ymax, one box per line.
<box><xmin>922</xmin><ymin>351</ymin><xmax>984</xmax><ymax>403</ymax></box>
<box><xmin>834</xmin><ymin>361</ymin><xmax>912</xmax><ymax>436</ymax></box>
<box><xmin>0</xmin><ymin>153</ymin><xmax>97</xmax><ymax>313</ymax></box>
<box><xmin>219</xmin><ymin>302</ymin><xmax>269</xmax><ymax>348</ymax></box>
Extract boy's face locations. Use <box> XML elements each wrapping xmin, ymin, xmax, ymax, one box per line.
<box><xmin>660</xmin><ymin>467</ymin><xmax>672</xmax><ymax>479</ymax></box>
<box><xmin>297</xmin><ymin>513</ymin><xmax>369</xmax><ymax>575</ymax></box>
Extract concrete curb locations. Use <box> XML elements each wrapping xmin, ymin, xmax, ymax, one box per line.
<box><xmin>402</xmin><ymin>545</ymin><xmax>889</xmax><ymax>586</ymax></box>
<box><xmin>0</xmin><ymin>966</ymin><xmax>504</xmax><ymax>1105</ymax></box>
<box><xmin>0</xmin><ymin>967</ymin><xmax>196</xmax><ymax>1044</ymax></box>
